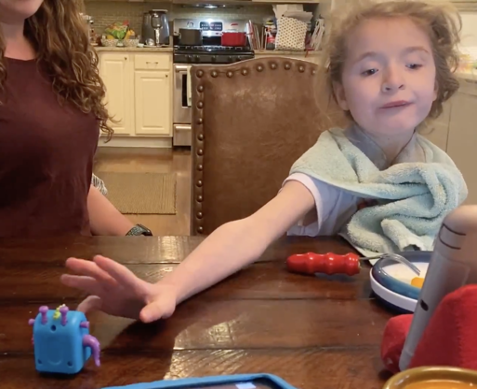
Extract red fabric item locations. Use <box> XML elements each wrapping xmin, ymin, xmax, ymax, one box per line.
<box><xmin>381</xmin><ymin>285</ymin><xmax>477</xmax><ymax>373</ymax></box>
<box><xmin>381</xmin><ymin>314</ymin><xmax>413</xmax><ymax>373</ymax></box>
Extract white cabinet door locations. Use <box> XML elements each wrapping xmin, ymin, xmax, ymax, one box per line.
<box><xmin>447</xmin><ymin>85</ymin><xmax>477</xmax><ymax>205</ymax></box>
<box><xmin>421</xmin><ymin>99</ymin><xmax>451</xmax><ymax>152</ymax></box>
<box><xmin>99</xmin><ymin>53</ymin><xmax>134</xmax><ymax>135</ymax></box>
<box><xmin>134</xmin><ymin>70</ymin><xmax>171</xmax><ymax>136</ymax></box>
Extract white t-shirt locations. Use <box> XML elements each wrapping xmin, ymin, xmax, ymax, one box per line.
<box><xmin>283</xmin><ymin>173</ymin><xmax>361</xmax><ymax>237</ymax></box>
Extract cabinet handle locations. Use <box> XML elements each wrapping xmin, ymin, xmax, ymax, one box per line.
<box><xmin>124</xmin><ymin>57</ymin><xmax>127</xmax><ymax>60</ymax></box>
<box><xmin>146</xmin><ymin>61</ymin><xmax>159</xmax><ymax>65</ymax></box>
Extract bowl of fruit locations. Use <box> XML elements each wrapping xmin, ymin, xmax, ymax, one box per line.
<box><xmin>101</xmin><ymin>21</ymin><xmax>137</xmax><ymax>47</ymax></box>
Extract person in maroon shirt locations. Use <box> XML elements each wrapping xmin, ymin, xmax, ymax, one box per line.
<box><xmin>0</xmin><ymin>0</ymin><xmax>151</xmax><ymax>238</ymax></box>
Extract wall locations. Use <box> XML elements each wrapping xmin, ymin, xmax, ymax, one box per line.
<box><xmin>85</xmin><ymin>1</ymin><xmax>274</xmax><ymax>38</ymax></box>
<box><xmin>461</xmin><ymin>12</ymin><xmax>477</xmax><ymax>47</ymax></box>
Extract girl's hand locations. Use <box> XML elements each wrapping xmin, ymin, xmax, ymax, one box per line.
<box><xmin>60</xmin><ymin>255</ymin><xmax>177</xmax><ymax>323</ymax></box>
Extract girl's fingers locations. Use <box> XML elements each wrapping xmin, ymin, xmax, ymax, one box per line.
<box><xmin>93</xmin><ymin>255</ymin><xmax>147</xmax><ymax>297</ymax></box>
<box><xmin>139</xmin><ymin>294</ymin><xmax>176</xmax><ymax>323</ymax></box>
<box><xmin>60</xmin><ymin>274</ymin><xmax>103</xmax><ymax>296</ymax></box>
<box><xmin>77</xmin><ymin>295</ymin><xmax>103</xmax><ymax>314</ymax></box>
<box><xmin>65</xmin><ymin>257</ymin><xmax>116</xmax><ymax>286</ymax></box>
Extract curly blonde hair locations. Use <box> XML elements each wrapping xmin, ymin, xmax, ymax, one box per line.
<box><xmin>0</xmin><ymin>0</ymin><xmax>113</xmax><ymax>140</ymax></box>
<box><xmin>318</xmin><ymin>0</ymin><xmax>462</xmax><ymax>128</ymax></box>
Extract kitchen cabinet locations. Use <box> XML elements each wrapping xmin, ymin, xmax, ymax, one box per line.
<box><xmin>420</xmin><ymin>98</ymin><xmax>451</xmax><ymax>153</ymax></box>
<box><xmin>134</xmin><ymin>71</ymin><xmax>171</xmax><ymax>135</ymax></box>
<box><xmin>97</xmin><ymin>50</ymin><xmax>173</xmax><ymax>147</ymax></box>
<box><xmin>446</xmin><ymin>77</ymin><xmax>477</xmax><ymax>205</ymax></box>
<box><xmin>98</xmin><ymin>53</ymin><xmax>134</xmax><ymax>135</ymax></box>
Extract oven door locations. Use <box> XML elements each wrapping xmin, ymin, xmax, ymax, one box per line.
<box><xmin>173</xmin><ymin>64</ymin><xmax>192</xmax><ymax>146</ymax></box>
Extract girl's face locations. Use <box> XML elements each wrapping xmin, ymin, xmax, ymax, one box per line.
<box><xmin>0</xmin><ymin>0</ymin><xmax>44</xmax><ymax>24</ymax></box>
<box><xmin>333</xmin><ymin>17</ymin><xmax>437</xmax><ymax>138</ymax></box>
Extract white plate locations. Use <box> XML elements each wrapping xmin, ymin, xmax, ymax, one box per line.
<box><xmin>370</xmin><ymin>271</ymin><xmax>418</xmax><ymax>312</ymax></box>
<box><xmin>370</xmin><ymin>263</ymin><xmax>429</xmax><ymax>313</ymax></box>
<box><xmin>381</xmin><ymin>262</ymin><xmax>429</xmax><ymax>286</ymax></box>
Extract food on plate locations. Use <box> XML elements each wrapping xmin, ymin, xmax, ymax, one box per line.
<box><xmin>411</xmin><ymin>277</ymin><xmax>425</xmax><ymax>288</ymax></box>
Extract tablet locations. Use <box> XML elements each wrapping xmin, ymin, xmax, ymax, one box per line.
<box><xmin>102</xmin><ymin>373</ymin><xmax>298</xmax><ymax>389</ymax></box>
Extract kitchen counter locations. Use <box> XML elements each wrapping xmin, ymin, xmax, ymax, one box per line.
<box><xmin>94</xmin><ymin>47</ymin><xmax>319</xmax><ymax>56</ymax></box>
<box><xmin>254</xmin><ymin>49</ymin><xmax>321</xmax><ymax>57</ymax></box>
<box><xmin>94</xmin><ymin>46</ymin><xmax>173</xmax><ymax>52</ymax></box>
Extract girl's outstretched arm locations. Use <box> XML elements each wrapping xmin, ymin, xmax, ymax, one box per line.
<box><xmin>62</xmin><ymin>180</ymin><xmax>317</xmax><ymax>322</ymax></box>
<box><xmin>163</xmin><ymin>180</ymin><xmax>316</xmax><ymax>304</ymax></box>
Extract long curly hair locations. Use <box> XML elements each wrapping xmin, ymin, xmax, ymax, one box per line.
<box><xmin>0</xmin><ymin>0</ymin><xmax>113</xmax><ymax>140</ymax></box>
<box><xmin>317</xmin><ymin>0</ymin><xmax>462</xmax><ymax>129</ymax></box>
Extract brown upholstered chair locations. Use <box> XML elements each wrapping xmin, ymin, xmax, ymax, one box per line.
<box><xmin>190</xmin><ymin>56</ymin><xmax>347</xmax><ymax>235</ymax></box>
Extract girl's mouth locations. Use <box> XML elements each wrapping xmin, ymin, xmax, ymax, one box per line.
<box><xmin>381</xmin><ymin>100</ymin><xmax>412</xmax><ymax>109</ymax></box>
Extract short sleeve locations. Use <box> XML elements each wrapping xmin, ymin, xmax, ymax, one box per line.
<box><xmin>282</xmin><ymin>173</ymin><xmax>342</xmax><ymax>236</ymax></box>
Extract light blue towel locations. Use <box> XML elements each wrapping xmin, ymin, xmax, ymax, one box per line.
<box><xmin>289</xmin><ymin>126</ymin><xmax>468</xmax><ymax>258</ymax></box>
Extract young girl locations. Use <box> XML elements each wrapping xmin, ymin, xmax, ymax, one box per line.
<box><xmin>61</xmin><ymin>0</ymin><xmax>468</xmax><ymax>322</ymax></box>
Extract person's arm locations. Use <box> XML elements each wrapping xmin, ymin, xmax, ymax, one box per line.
<box><xmin>87</xmin><ymin>185</ymin><xmax>135</xmax><ymax>236</ymax></box>
<box><xmin>62</xmin><ymin>179</ymin><xmax>319</xmax><ymax>322</ymax></box>
<box><xmin>162</xmin><ymin>180</ymin><xmax>316</xmax><ymax>304</ymax></box>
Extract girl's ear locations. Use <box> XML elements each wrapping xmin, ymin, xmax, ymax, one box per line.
<box><xmin>332</xmin><ymin>81</ymin><xmax>349</xmax><ymax>111</ymax></box>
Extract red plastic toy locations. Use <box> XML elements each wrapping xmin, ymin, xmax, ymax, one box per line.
<box><xmin>286</xmin><ymin>252</ymin><xmax>361</xmax><ymax>276</ymax></box>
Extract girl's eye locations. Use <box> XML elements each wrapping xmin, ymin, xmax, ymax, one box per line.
<box><xmin>407</xmin><ymin>63</ymin><xmax>423</xmax><ymax>69</ymax></box>
<box><xmin>362</xmin><ymin>68</ymin><xmax>378</xmax><ymax>76</ymax></box>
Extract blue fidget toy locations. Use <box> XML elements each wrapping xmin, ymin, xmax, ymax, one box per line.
<box><xmin>28</xmin><ymin>305</ymin><xmax>101</xmax><ymax>374</ymax></box>
<box><xmin>102</xmin><ymin>373</ymin><xmax>299</xmax><ymax>389</ymax></box>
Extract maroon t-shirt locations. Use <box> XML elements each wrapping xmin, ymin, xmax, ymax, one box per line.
<box><xmin>0</xmin><ymin>58</ymin><xmax>99</xmax><ymax>237</ymax></box>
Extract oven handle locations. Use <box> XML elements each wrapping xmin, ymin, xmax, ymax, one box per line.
<box><xmin>175</xmin><ymin>65</ymin><xmax>190</xmax><ymax>73</ymax></box>
<box><xmin>174</xmin><ymin>124</ymin><xmax>192</xmax><ymax>131</ymax></box>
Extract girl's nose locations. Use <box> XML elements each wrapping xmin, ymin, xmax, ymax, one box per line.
<box><xmin>381</xmin><ymin>68</ymin><xmax>405</xmax><ymax>92</ymax></box>
<box><xmin>382</xmin><ymin>82</ymin><xmax>405</xmax><ymax>92</ymax></box>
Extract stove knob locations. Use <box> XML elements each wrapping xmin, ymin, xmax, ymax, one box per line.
<box><xmin>237</xmin><ymin>56</ymin><xmax>242</xmax><ymax>62</ymax></box>
<box><xmin>186</xmin><ymin>55</ymin><xmax>192</xmax><ymax>63</ymax></box>
<box><xmin>194</xmin><ymin>55</ymin><xmax>200</xmax><ymax>62</ymax></box>
<box><xmin>212</xmin><ymin>55</ymin><xmax>217</xmax><ymax>62</ymax></box>
<box><xmin>228</xmin><ymin>56</ymin><xmax>233</xmax><ymax>62</ymax></box>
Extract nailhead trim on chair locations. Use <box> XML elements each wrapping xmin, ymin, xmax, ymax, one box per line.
<box><xmin>194</xmin><ymin>68</ymin><xmax>205</xmax><ymax>234</ymax></box>
<box><xmin>191</xmin><ymin>58</ymin><xmax>319</xmax><ymax>235</ymax></box>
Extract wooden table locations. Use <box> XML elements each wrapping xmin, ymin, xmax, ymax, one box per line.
<box><xmin>0</xmin><ymin>236</ymin><xmax>395</xmax><ymax>389</ymax></box>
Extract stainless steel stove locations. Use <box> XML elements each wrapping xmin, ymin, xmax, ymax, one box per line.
<box><xmin>173</xmin><ymin>45</ymin><xmax>254</xmax><ymax>64</ymax></box>
<box><xmin>172</xmin><ymin>18</ymin><xmax>254</xmax><ymax>146</ymax></box>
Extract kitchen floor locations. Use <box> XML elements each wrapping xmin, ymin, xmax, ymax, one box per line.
<box><xmin>94</xmin><ymin>147</ymin><xmax>192</xmax><ymax>236</ymax></box>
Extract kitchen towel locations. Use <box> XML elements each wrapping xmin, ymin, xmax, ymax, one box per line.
<box><xmin>289</xmin><ymin>126</ymin><xmax>468</xmax><ymax>258</ymax></box>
